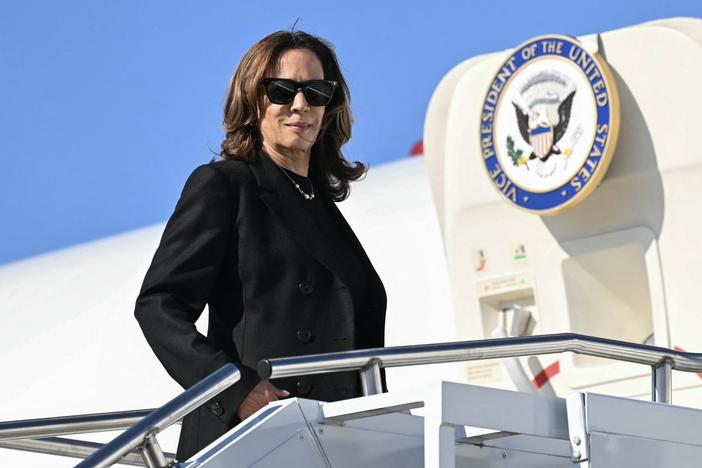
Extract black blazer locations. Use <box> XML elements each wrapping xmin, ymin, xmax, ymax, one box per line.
<box><xmin>134</xmin><ymin>152</ymin><xmax>386</xmax><ymax>461</ymax></box>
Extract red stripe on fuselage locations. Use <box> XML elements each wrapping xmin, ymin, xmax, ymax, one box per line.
<box><xmin>533</xmin><ymin>360</ymin><xmax>560</xmax><ymax>389</ymax></box>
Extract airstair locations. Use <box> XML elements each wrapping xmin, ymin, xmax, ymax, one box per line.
<box><xmin>2</xmin><ymin>334</ymin><xmax>702</xmax><ymax>467</ymax></box>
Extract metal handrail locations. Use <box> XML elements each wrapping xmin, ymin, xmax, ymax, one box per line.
<box><xmin>5</xmin><ymin>335</ymin><xmax>700</xmax><ymax>465</ymax></box>
<box><xmin>0</xmin><ymin>436</ymin><xmax>173</xmax><ymax>466</ymax></box>
<box><xmin>76</xmin><ymin>363</ymin><xmax>240</xmax><ymax>468</ymax></box>
<box><xmin>258</xmin><ymin>333</ymin><xmax>702</xmax><ymax>403</ymax></box>
<box><xmin>258</xmin><ymin>333</ymin><xmax>702</xmax><ymax>377</ymax></box>
<box><xmin>0</xmin><ymin>409</ymin><xmax>157</xmax><ymax>441</ymax></box>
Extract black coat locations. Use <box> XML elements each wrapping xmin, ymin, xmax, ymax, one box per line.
<box><xmin>134</xmin><ymin>152</ymin><xmax>386</xmax><ymax>461</ymax></box>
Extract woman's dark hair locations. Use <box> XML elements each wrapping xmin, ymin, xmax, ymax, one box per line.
<box><xmin>221</xmin><ymin>30</ymin><xmax>366</xmax><ymax>201</ymax></box>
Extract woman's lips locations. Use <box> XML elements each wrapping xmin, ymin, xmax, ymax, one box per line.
<box><xmin>285</xmin><ymin>122</ymin><xmax>311</xmax><ymax>133</ymax></box>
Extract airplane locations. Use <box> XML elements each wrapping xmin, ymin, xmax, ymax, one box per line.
<box><xmin>2</xmin><ymin>16</ymin><xmax>702</xmax><ymax>468</ymax></box>
<box><xmin>0</xmin><ymin>151</ymin><xmax>458</xmax><ymax>466</ymax></box>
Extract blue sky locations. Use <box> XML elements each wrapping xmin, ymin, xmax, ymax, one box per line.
<box><xmin>1</xmin><ymin>1</ymin><xmax>700</xmax><ymax>265</ymax></box>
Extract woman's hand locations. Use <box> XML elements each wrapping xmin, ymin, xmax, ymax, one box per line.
<box><xmin>236</xmin><ymin>380</ymin><xmax>290</xmax><ymax>420</ymax></box>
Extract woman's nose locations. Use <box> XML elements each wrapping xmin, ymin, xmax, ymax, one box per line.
<box><xmin>290</xmin><ymin>89</ymin><xmax>310</xmax><ymax>112</ymax></box>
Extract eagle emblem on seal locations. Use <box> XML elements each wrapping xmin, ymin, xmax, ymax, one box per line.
<box><xmin>479</xmin><ymin>34</ymin><xmax>619</xmax><ymax>214</ymax></box>
<box><xmin>511</xmin><ymin>71</ymin><xmax>576</xmax><ymax>177</ymax></box>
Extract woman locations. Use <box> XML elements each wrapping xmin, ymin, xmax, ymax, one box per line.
<box><xmin>134</xmin><ymin>30</ymin><xmax>386</xmax><ymax>461</ymax></box>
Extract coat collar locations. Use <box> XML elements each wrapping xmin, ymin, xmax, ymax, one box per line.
<box><xmin>248</xmin><ymin>150</ymin><xmax>352</xmax><ymax>286</ymax></box>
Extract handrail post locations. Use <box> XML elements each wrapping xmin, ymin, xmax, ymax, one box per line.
<box><xmin>360</xmin><ymin>359</ymin><xmax>383</xmax><ymax>396</ymax></box>
<box><xmin>652</xmin><ymin>359</ymin><xmax>672</xmax><ymax>404</ymax></box>
<box><xmin>137</xmin><ymin>433</ymin><xmax>168</xmax><ymax>468</ymax></box>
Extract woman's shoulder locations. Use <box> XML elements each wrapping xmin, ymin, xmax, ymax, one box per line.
<box><xmin>210</xmin><ymin>157</ymin><xmax>254</xmax><ymax>177</ymax></box>
<box><xmin>188</xmin><ymin>156</ymin><xmax>257</xmax><ymax>187</ymax></box>
<box><xmin>177</xmin><ymin>156</ymin><xmax>259</xmax><ymax>206</ymax></box>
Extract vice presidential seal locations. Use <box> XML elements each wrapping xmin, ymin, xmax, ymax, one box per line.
<box><xmin>479</xmin><ymin>35</ymin><xmax>619</xmax><ymax>214</ymax></box>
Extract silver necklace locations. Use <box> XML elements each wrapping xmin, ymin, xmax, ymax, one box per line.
<box><xmin>279</xmin><ymin>166</ymin><xmax>315</xmax><ymax>200</ymax></box>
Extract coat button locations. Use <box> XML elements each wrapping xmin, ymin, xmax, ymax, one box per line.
<box><xmin>296</xmin><ymin>380</ymin><xmax>312</xmax><ymax>396</ymax></box>
<box><xmin>297</xmin><ymin>330</ymin><xmax>313</xmax><ymax>343</ymax></box>
<box><xmin>210</xmin><ymin>401</ymin><xmax>224</xmax><ymax>417</ymax></box>
<box><xmin>298</xmin><ymin>281</ymin><xmax>314</xmax><ymax>296</ymax></box>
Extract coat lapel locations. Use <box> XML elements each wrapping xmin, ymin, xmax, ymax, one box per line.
<box><xmin>323</xmin><ymin>194</ymin><xmax>385</xmax><ymax>297</ymax></box>
<box><xmin>249</xmin><ymin>152</ymin><xmax>351</xmax><ymax>286</ymax></box>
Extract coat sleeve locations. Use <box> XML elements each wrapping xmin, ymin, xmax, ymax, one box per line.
<box><xmin>134</xmin><ymin>163</ymin><xmax>259</xmax><ymax>428</ymax></box>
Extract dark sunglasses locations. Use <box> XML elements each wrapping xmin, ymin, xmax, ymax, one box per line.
<box><xmin>262</xmin><ymin>78</ymin><xmax>338</xmax><ymax>106</ymax></box>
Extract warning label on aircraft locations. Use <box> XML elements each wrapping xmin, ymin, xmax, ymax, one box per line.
<box><xmin>466</xmin><ymin>361</ymin><xmax>502</xmax><ymax>382</ymax></box>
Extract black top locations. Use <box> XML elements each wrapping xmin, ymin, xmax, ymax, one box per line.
<box><xmin>135</xmin><ymin>154</ymin><xmax>387</xmax><ymax>461</ymax></box>
<box><xmin>282</xmin><ymin>167</ymin><xmax>371</xmax><ymax>343</ymax></box>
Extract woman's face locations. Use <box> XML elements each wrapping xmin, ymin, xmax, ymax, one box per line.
<box><xmin>259</xmin><ymin>48</ymin><xmax>326</xmax><ymax>160</ymax></box>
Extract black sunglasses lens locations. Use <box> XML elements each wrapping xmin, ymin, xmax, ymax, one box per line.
<box><xmin>303</xmin><ymin>81</ymin><xmax>335</xmax><ymax>106</ymax></box>
<box><xmin>266</xmin><ymin>80</ymin><xmax>296</xmax><ymax>104</ymax></box>
<box><xmin>264</xmin><ymin>79</ymin><xmax>336</xmax><ymax>106</ymax></box>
